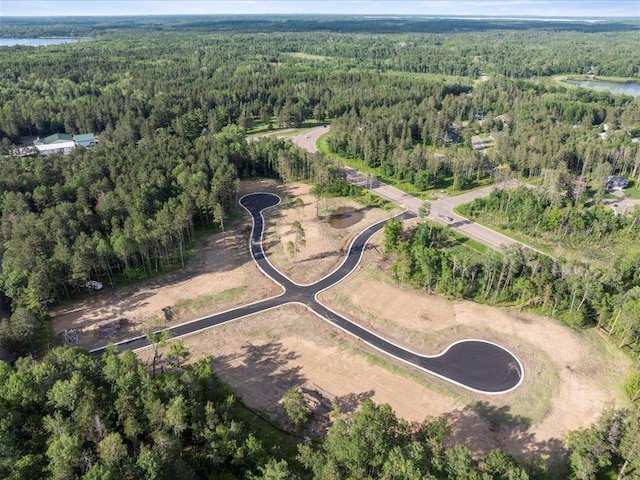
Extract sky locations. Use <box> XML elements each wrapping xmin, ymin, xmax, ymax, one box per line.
<box><xmin>0</xmin><ymin>0</ymin><xmax>638</xmax><ymax>18</ymax></box>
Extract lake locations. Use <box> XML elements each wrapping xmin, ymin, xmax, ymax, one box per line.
<box><xmin>0</xmin><ymin>38</ymin><xmax>85</xmax><ymax>47</ymax></box>
<box><xmin>564</xmin><ymin>77</ymin><xmax>640</xmax><ymax>97</ymax></box>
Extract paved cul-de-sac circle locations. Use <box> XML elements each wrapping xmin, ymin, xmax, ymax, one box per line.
<box><xmin>93</xmin><ymin>192</ymin><xmax>524</xmax><ymax>395</ymax></box>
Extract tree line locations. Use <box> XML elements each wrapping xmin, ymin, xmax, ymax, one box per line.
<box><xmin>0</xmin><ymin>126</ymin><xmax>338</xmax><ymax>356</ymax></box>
<box><xmin>2</xmin><ymin>344</ymin><xmax>638</xmax><ymax>479</ymax></box>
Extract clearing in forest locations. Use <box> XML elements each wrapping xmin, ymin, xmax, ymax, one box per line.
<box><xmin>53</xmin><ymin>179</ymin><xmax>632</xmax><ymax>462</ymax></box>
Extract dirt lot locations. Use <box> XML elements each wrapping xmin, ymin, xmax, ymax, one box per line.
<box><xmin>262</xmin><ymin>182</ymin><xmax>397</xmax><ymax>284</ymax></box>
<box><xmin>53</xmin><ymin>179</ymin><xmax>632</xmax><ymax>464</ymax></box>
<box><xmin>51</xmin><ymin>180</ymin><xmax>283</xmax><ymax>349</ymax></box>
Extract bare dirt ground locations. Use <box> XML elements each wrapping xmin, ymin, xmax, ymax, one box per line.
<box><xmin>51</xmin><ymin>180</ymin><xmax>283</xmax><ymax>349</ymax></box>
<box><xmin>262</xmin><ymin>182</ymin><xmax>397</xmax><ymax>284</ymax></box>
<box><xmin>318</xmin><ymin>230</ymin><xmax>631</xmax><ymax>462</ymax></box>
<box><xmin>52</xmin><ymin>179</ymin><xmax>632</xmax><ymax>467</ymax></box>
<box><xmin>139</xmin><ymin>304</ymin><xmax>462</xmax><ymax>436</ymax></box>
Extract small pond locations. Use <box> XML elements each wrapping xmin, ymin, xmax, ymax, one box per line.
<box><xmin>328</xmin><ymin>207</ymin><xmax>364</xmax><ymax>229</ymax></box>
<box><xmin>563</xmin><ymin>77</ymin><xmax>640</xmax><ymax>97</ymax></box>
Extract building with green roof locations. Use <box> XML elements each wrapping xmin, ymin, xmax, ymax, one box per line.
<box><xmin>73</xmin><ymin>133</ymin><xmax>96</xmax><ymax>147</ymax></box>
<box><xmin>44</xmin><ymin>133</ymin><xmax>73</xmax><ymax>144</ymax></box>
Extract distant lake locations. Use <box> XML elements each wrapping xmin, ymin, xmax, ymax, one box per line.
<box><xmin>0</xmin><ymin>38</ymin><xmax>85</xmax><ymax>47</ymax></box>
<box><xmin>564</xmin><ymin>77</ymin><xmax>640</xmax><ymax>97</ymax></box>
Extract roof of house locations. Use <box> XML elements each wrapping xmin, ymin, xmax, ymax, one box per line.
<box><xmin>73</xmin><ymin>133</ymin><xmax>95</xmax><ymax>143</ymax></box>
<box><xmin>36</xmin><ymin>141</ymin><xmax>77</xmax><ymax>153</ymax></box>
<box><xmin>44</xmin><ymin>133</ymin><xmax>73</xmax><ymax>144</ymax></box>
<box><xmin>606</xmin><ymin>176</ymin><xmax>629</xmax><ymax>190</ymax></box>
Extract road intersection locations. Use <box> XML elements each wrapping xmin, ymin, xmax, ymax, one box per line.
<box><xmin>93</xmin><ymin>191</ymin><xmax>524</xmax><ymax>394</ymax></box>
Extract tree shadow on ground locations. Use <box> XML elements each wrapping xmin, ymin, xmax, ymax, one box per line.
<box><xmin>298</xmin><ymin>250</ymin><xmax>342</xmax><ymax>263</ymax></box>
<box><xmin>334</xmin><ymin>390</ymin><xmax>375</xmax><ymax>417</ymax></box>
<box><xmin>444</xmin><ymin>401</ymin><xmax>567</xmax><ymax>474</ymax></box>
<box><xmin>212</xmin><ymin>341</ymin><xmax>306</xmax><ymax>417</ymax></box>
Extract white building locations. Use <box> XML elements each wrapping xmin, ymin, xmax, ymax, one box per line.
<box><xmin>36</xmin><ymin>141</ymin><xmax>77</xmax><ymax>156</ymax></box>
<box><xmin>31</xmin><ymin>132</ymin><xmax>96</xmax><ymax>156</ymax></box>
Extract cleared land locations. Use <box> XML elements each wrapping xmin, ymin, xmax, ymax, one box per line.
<box><xmin>53</xmin><ymin>180</ymin><xmax>632</xmax><ymax>462</ymax></box>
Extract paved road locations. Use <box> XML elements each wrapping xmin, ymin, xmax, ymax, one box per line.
<box><xmin>343</xmin><ymin>166</ymin><xmax>519</xmax><ymax>251</ymax></box>
<box><xmin>292</xmin><ymin>126</ymin><xmax>519</xmax><ymax>252</ymax></box>
<box><xmin>93</xmin><ymin>192</ymin><xmax>523</xmax><ymax>394</ymax></box>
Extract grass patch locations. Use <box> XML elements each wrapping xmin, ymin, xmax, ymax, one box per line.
<box><xmin>172</xmin><ymin>287</ymin><xmax>247</xmax><ymax>321</ymax></box>
<box><xmin>623</xmin><ymin>180</ymin><xmax>640</xmax><ymax>199</ymax></box>
<box><xmin>446</xmin><ymin>228</ymin><xmax>489</xmax><ymax>254</ymax></box>
<box><xmin>580</xmin><ymin>329</ymin><xmax>635</xmax><ymax>407</ymax></box>
<box><xmin>452</xmin><ymin>205</ymin><xmax>555</xmax><ymax>257</ymax></box>
<box><xmin>246</xmin><ymin>119</ymin><xmax>328</xmax><ymax>138</ymax></box>
<box><xmin>281</xmin><ymin>51</ymin><xmax>332</xmax><ymax>61</ymax></box>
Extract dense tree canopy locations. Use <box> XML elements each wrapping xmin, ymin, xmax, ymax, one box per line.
<box><xmin>0</xmin><ymin>15</ymin><xmax>639</xmax><ymax>478</ymax></box>
<box><xmin>0</xmin><ymin>346</ymin><xmax>284</xmax><ymax>479</ymax></box>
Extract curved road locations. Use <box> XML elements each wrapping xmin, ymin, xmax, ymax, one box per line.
<box><xmin>290</xmin><ymin>126</ymin><xmax>520</xmax><ymax>252</ymax></box>
<box><xmin>93</xmin><ymin>192</ymin><xmax>523</xmax><ymax>395</ymax></box>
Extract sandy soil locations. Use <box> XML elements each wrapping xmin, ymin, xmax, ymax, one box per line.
<box><xmin>51</xmin><ymin>179</ymin><xmax>632</xmax><ymax>466</ymax></box>
<box><xmin>262</xmin><ymin>183</ymin><xmax>397</xmax><ymax>284</ymax></box>
<box><xmin>138</xmin><ymin>304</ymin><xmax>461</xmax><ymax>433</ymax></box>
<box><xmin>319</xmin><ymin>231</ymin><xmax>631</xmax><ymax>461</ymax></box>
<box><xmin>51</xmin><ymin>180</ymin><xmax>282</xmax><ymax>349</ymax></box>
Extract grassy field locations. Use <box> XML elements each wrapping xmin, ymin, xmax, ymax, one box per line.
<box><xmin>246</xmin><ymin>119</ymin><xmax>328</xmax><ymax>138</ymax></box>
<box><xmin>281</xmin><ymin>51</ymin><xmax>332</xmax><ymax>61</ymax></box>
<box><xmin>172</xmin><ymin>286</ymin><xmax>248</xmax><ymax>321</ymax></box>
<box><xmin>623</xmin><ymin>180</ymin><xmax>640</xmax><ymax>199</ymax></box>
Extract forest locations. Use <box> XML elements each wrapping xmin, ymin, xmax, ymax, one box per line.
<box><xmin>0</xmin><ymin>15</ymin><xmax>640</xmax><ymax>479</ymax></box>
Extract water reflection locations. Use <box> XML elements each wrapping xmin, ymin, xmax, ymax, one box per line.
<box><xmin>328</xmin><ymin>207</ymin><xmax>364</xmax><ymax>228</ymax></box>
<box><xmin>564</xmin><ymin>78</ymin><xmax>640</xmax><ymax>97</ymax></box>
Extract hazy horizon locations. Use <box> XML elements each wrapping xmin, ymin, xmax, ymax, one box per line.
<box><xmin>1</xmin><ymin>1</ymin><xmax>638</xmax><ymax>19</ymax></box>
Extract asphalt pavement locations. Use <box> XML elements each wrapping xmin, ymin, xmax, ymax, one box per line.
<box><xmin>92</xmin><ymin>192</ymin><xmax>523</xmax><ymax>395</ymax></box>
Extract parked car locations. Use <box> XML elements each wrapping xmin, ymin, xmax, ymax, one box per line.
<box><xmin>86</xmin><ymin>280</ymin><xmax>103</xmax><ymax>291</ymax></box>
<box><xmin>444</xmin><ymin>215</ymin><xmax>454</xmax><ymax>222</ymax></box>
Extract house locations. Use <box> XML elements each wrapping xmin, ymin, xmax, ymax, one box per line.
<box><xmin>496</xmin><ymin>113</ymin><xmax>511</xmax><ymax>125</ymax></box>
<box><xmin>73</xmin><ymin>133</ymin><xmax>96</xmax><ymax>147</ymax></box>
<box><xmin>31</xmin><ymin>132</ymin><xmax>96</xmax><ymax>156</ymax></box>
<box><xmin>443</xmin><ymin>131</ymin><xmax>463</xmax><ymax>143</ymax></box>
<box><xmin>36</xmin><ymin>140</ymin><xmax>76</xmax><ymax>156</ymax></box>
<box><xmin>606</xmin><ymin>176</ymin><xmax>629</xmax><ymax>191</ymax></box>
<box><xmin>44</xmin><ymin>133</ymin><xmax>74</xmax><ymax>144</ymax></box>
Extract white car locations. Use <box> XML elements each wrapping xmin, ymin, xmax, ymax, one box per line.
<box><xmin>86</xmin><ymin>280</ymin><xmax>103</xmax><ymax>291</ymax></box>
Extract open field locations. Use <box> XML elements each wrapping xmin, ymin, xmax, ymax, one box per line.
<box><xmin>53</xmin><ymin>179</ymin><xmax>632</xmax><ymax>464</ymax></box>
<box><xmin>318</xmin><ymin>236</ymin><xmax>632</xmax><ymax>454</ymax></box>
